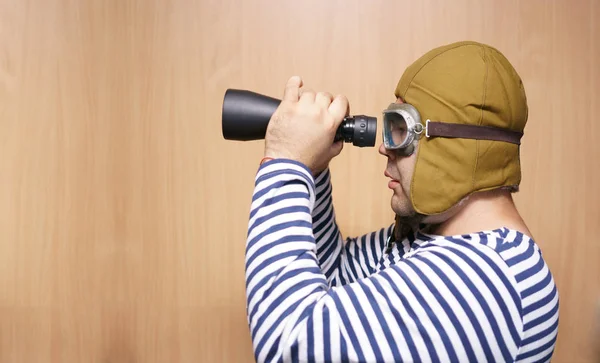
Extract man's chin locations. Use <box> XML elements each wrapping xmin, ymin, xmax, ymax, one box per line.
<box><xmin>393</xmin><ymin>209</ymin><xmax>418</xmax><ymax>219</ymax></box>
<box><xmin>390</xmin><ymin>196</ymin><xmax>415</xmax><ymax>218</ymax></box>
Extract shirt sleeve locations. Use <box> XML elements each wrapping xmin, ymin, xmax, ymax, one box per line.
<box><xmin>246</xmin><ymin>160</ymin><xmax>524</xmax><ymax>363</ymax></box>
<box><xmin>312</xmin><ymin>168</ymin><xmax>393</xmax><ymax>287</ymax></box>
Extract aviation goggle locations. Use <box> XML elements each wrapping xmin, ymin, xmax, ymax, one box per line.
<box><xmin>382</xmin><ymin>102</ymin><xmax>525</xmax><ymax>156</ymax></box>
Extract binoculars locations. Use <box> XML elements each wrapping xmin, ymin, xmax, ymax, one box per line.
<box><xmin>221</xmin><ymin>89</ymin><xmax>377</xmax><ymax>147</ymax></box>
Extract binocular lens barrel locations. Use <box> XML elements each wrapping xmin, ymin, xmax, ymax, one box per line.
<box><xmin>221</xmin><ymin>89</ymin><xmax>377</xmax><ymax>147</ymax></box>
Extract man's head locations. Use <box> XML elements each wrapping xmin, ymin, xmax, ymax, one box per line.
<box><xmin>379</xmin><ymin>41</ymin><xmax>528</xmax><ymax>223</ymax></box>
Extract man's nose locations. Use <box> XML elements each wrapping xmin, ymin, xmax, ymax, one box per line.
<box><xmin>378</xmin><ymin>143</ymin><xmax>396</xmax><ymax>160</ymax></box>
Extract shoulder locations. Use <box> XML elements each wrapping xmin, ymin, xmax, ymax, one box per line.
<box><xmin>417</xmin><ymin>228</ymin><xmax>555</xmax><ymax>298</ymax></box>
<box><xmin>401</xmin><ymin>228</ymin><xmax>558</xmax><ymax>356</ymax></box>
<box><xmin>381</xmin><ymin>231</ymin><xmax>526</xmax><ymax>357</ymax></box>
<box><xmin>405</xmin><ymin>229</ymin><xmax>545</xmax><ymax>317</ymax></box>
<box><xmin>416</xmin><ymin>228</ymin><xmax>559</xmax><ymax>327</ymax></box>
<box><xmin>475</xmin><ymin>228</ymin><xmax>555</xmax><ymax>300</ymax></box>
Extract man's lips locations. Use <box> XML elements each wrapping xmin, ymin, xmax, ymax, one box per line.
<box><xmin>385</xmin><ymin>170</ymin><xmax>401</xmax><ymax>190</ymax></box>
<box><xmin>384</xmin><ymin>170</ymin><xmax>399</xmax><ymax>182</ymax></box>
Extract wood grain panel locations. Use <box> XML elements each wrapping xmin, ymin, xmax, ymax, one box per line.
<box><xmin>0</xmin><ymin>0</ymin><xmax>597</xmax><ymax>361</ymax></box>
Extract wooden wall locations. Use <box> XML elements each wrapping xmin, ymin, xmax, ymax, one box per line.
<box><xmin>0</xmin><ymin>0</ymin><xmax>598</xmax><ymax>361</ymax></box>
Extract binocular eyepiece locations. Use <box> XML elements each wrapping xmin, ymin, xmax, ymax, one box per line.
<box><xmin>221</xmin><ymin>89</ymin><xmax>377</xmax><ymax>147</ymax></box>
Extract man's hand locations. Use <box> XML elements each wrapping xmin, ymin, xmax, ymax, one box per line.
<box><xmin>264</xmin><ymin>76</ymin><xmax>349</xmax><ymax>175</ymax></box>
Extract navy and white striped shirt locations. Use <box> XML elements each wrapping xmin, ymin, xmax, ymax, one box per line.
<box><xmin>246</xmin><ymin>159</ymin><xmax>559</xmax><ymax>362</ymax></box>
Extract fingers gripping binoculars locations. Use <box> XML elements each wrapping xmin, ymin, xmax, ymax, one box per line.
<box><xmin>221</xmin><ymin>89</ymin><xmax>378</xmax><ymax>147</ymax></box>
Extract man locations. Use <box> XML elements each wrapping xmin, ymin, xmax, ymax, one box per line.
<box><xmin>245</xmin><ymin>41</ymin><xmax>558</xmax><ymax>362</ymax></box>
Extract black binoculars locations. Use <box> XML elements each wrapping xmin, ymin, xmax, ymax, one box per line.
<box><xmin>221</xmin><ymin>89</ymin><xmax>377</xmax><ymax>147</ymax></box>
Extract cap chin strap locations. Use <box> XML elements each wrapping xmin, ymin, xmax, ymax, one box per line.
<box><xmin>425</xmin><ymin>120</ymin><xmax>523</xmax><ymax>145</ymax></box>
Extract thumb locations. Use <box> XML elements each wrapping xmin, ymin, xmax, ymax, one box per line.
<box><xmin>330</xmin><ymin>140</ymin><xmax>344</xmax><ymax>158</ymax></box>
<box><xmin>328</xmin><ymin>95</ymin><xmax>349</xmax><ymax>129</ymax></box>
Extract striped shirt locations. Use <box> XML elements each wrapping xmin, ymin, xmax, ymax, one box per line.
<box><xmin>246</xmin><ymin>159</ymin><xmax>559</xmax><ymax>362</ymax></box>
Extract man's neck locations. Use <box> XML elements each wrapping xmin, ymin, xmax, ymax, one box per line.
<box><xmin>426</xmin><ymin>189</ymin><xmax>533</xmax><ymax>238</ymax></box>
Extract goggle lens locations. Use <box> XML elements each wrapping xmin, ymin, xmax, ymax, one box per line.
<box><xmin>384</xmin><ymin>113</ymin><xmax>409</xmax><ymax>148</ymax></box>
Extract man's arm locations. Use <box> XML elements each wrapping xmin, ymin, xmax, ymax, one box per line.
<box><xmin>246</xmin><ymin>160</ymin><xmax>523</xmax><ymax>363</ymax></box>
<box><xmin>312</xmin><ymin>168</ymin><xmax>393</xmax><ymax>286</ymax></box>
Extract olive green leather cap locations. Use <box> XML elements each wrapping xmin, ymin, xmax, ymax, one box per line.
<box><xmin>395</xmin><ymin>41</ymin><xmax>528</xmax><ymax>215</ymax></box>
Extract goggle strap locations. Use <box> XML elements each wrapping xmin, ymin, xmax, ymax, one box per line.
<box><xmin>426</xmin><ymin>120</ymin><xmax>523</xmax><ymax>145</ymax></box>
